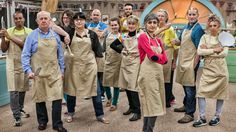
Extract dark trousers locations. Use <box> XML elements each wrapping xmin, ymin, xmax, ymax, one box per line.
<box><xmin>125</xmin><ymin>89</ymin><xmax>141</xmax><ymax>114</ymax></box>
<box><xmin>165</xmin><ymin>70</ymin><xmax>175</xmax><ymax>107</ymax></box>
<box><xmin>66</xmin><ymin>78</ymin><xmax>104</xmax><ymax>117</ymax></box>
<box><xmin>143</xmin><ymin>116</ymin><xmax>157</xmax><ymax>132</ymax></box>
<box><xmin>36</xmin><ymin>99</ymin><xmax>63</xmax><ymax>129</ymax></box>
<box><xmin>98</xmin><ymin>72</ymin><xmax>105</xmax><ymax>97</ymax></box>
<box><xmin>10</xmin><ymin>91</ymin><xmax>26</xmax><ymax>119</ymax></box>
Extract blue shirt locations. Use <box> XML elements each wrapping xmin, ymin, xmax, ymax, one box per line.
<box><xmin>21</xmin><ymin>28</ymin><xmax>65</xmax><ymax>74</ymax></box>
<box><xmin>179</xmin><ymin>22</ymin><xmax>205</xmax><ymax>48</ymax></box>
<box><xmin>86</xmin><ymin>21</ymin><xmax>108</xmax><ymax>31</ymax></box>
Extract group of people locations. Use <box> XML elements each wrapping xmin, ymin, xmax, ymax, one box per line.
<box><xmin>0</xmin><ymin>2</ymin><xmax>229</xmax><ymax>132</ymax></box>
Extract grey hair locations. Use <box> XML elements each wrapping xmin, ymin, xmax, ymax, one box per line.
<box><xmin>144</xmin><ymin>13</ymin><xmax>159</xmax><ymax>24</ymax></box>
<box><xmin>36</xmin><ymin>11</ymin><xmax>51</xmax><ymax>20</ymax></box>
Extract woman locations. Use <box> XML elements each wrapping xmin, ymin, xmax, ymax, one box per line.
<box><xmin>63</xmin><ymin>12</ymin><xmax>109</xmax><ymax>124</ymax></box>
<box><xmin>118</xmin><ymin>15</ymin><xmax>141</xmax><ymax>121</ymax></box>
<box><xmin>156</xmin><ymin>9</ymin><xmax>178</xmax><ymax>107</ymax></box>
<box><xmin>193</xmin><ymin>14</ymin><xmax>229</xmax><ymax>127</ymax></box>
<box><xmin>60</xmin><ymin>9</ymin><xmax>74</xmax><ymax>105</ymax></box>
<box><xmin>103</xmin><ymin>17</ymin><xmax>122</xmax><ymax>111</ymax></box>
<box><xmin>138</xmin><ymin>13</ymin><xmax>168</xmax><ymax>132</ymax></box>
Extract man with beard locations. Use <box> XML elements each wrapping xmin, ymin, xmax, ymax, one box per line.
<box><xmin>120</xmin><ymin>3</ymin><xmax>133</xmax><ymax>33</ymax></box>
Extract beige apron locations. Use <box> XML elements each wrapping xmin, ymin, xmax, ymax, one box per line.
<box><xmin>6</xmin><ymin>28</ymin><xmax>29</xmax><ymax>91</ymax></box>
<box><xmin>31</xmin><ymin>31</ymin><xmax>63</xmax><ymax>102</ymax></box>
<box><xmin>159</xmin><ymin>31</ymin><xmax>175</xmax><ymax>83</ymax></box>
<box><xmin>87</xmin><ymin>23</ymin><xmax>105</xmax><ymax>72</ymax></box>
<box><xmin>175</xmin><ymin>24</ymin><xmax>197</xmax><ymax>86</ymax></box>
<box><xmin>197</xmin><ymin>35</ymin><xmax>229</xmax><ymax>100</ymax></box>
<box><xmin>118</xmin><ymin>33</ymin><xmax>140</xmax><ymax>92</ymax></box>
<box><xmin>64</xmin><ymin>30</ymin><xmax>97</xmax><ymax>97</ymax></box>
<box><xmin>103</xmin><ymin>33</ymin><xmax>122</xmax><ymax>87</ymax></box>
<box><xmin>138</xmin><ymin>35</ymin><xmax>165</xmax><ymax>117</ymax></box>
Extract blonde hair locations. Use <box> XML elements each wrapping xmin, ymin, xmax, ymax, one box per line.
<box><xmin>127</xmin><ymin>15</ymin><xmax>139</xmax><ymax>24</ymax></box>
<box><xmin>157</xmin><ymin>9</ymin><xmax>169</xmax><ymax>23</ymax></box>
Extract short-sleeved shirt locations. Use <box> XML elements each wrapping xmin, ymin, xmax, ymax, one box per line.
<box><xmin>7</xmin><ymin>26</ymin><xmax>32</xmax><ymax>37</ymax></box>
<box><xmin>86</xmin><ymin>22</ymin><xmax>108</xmax><ymax>31</ymax></box>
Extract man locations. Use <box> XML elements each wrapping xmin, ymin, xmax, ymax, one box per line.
<box><xmin>172</xmin><ymin>7</ymin><xmax>205</xmax><ymax>124</ymax></box>
<box><xmin>86</xmin><ymin>9</ymin><xmax>108</xmax><ymax>101</ymax></box>
<box><xmin>120</xmin><ymin>3</ymin><xmax>133</xmax><ymax>33</ymax></box>
<box><xmin>0</xmin><ymin>11</ymin><xmax>32</xmax><ymax>127</ymax></box>
<box><xmin>21</xmin><ymin>11</ymin><xmax>67</xmax><ymax>132</ymax></box>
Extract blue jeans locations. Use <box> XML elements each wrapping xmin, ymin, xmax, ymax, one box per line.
<box><xmin>183</xmin><ymin>86</ymin><xmax>196</xmax><ymax>117</ymax></box>
<box><xmin>92</xmin><ymin>79</ymin><xmax>104</xmax><ymax>118</ymax></box>
<box><xmin>66</xmin><ymin>78</ymin><xmax>104</xmax><ymax>118</ymax></box>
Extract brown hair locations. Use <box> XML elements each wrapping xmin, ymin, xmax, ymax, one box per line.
<box><xmin>206</xmin><ymin>14</ymin><xmax>221</xmax><ymax>29</ymax></box>
<box><xmin>61</xmin><ymin>10</ymin><xmax>74</xmax><ymax>27</ymax></box>
<box><xmin>109</xmin><ymin>17</ymin><xmax>121</xmax><ymax>32</ymax></box>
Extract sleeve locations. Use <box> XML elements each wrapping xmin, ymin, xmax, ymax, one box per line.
<box><xmin>89</xmin><ymin>30</ymin><xmax>103</xmax><ymax>58</ymax></box>
<box><xmin>138</xmin><ymin>34</ymin><xmax>167</xmax><ymax>64</ymax></box>
<box><xmin>193</xmin><ymin>25</ymin><xmax>205</xmax><ymax>48</ymax></box>
<box><xmin>55</xmin><ymin>34</ymin><xmax>65</xmax><ymax>74</ymax></box>
<box><xmin>100</xmin><ymin>23</ymin><xmax>108</xmax><ymax>30</ymax></box>
<box><xmin>197</xmin><ymin>35</ymin><xmax>214</xmax><ymax>56</ymax></box>
<box><xmin>21</xmin><ymin>33</ymin><xmax>34</xmax><ymax>74</ymax></box>
<box><xmin>163</xmin><ymin>29</ymin><xmax>171</xmax><ymax>47</ymax></box>
<box><xmin>210</xmin><ymin>47</ymin><xmax>229</xmax><ymax>58</ymax></box>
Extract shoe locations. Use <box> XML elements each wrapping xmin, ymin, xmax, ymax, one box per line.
<box><xmin>20</xmin><ymin>110</ymin><xmax>30</xmax><ymax>118</ymax></box>
<box><xmin>101</xmin><ymin>96</ymin><xmax>106</xmax><ymax>102</ymax></box>
<box><xmin>66</xmin><ymin>115</ymin><xmax>73</xmax><ymax>123</ymax></box>
<box><xmin>178</xmin><ymin>114</ymin><xmax>194</xmax><ymax>124</ymax></box>
<box><xmin>14</xmin><ymin>118</ymin><xmax>22</xmax><ymax>127</ymax></box>
<box><xmin>129</xmin><ymin>113</ymin><xmax>141</xmax><ymax>121</ymax></box>
<box><xmin>97</xmin><ymin>117</ymin><xmax>110</xmax><ymax>124</ymax></box>
<box><xmin>193</xmin><ymin>117</ymin><xmax>207</xmax><ymax>127</ymax></box>
<box><xmin>53</xmin><ymin>126</ymin><xmax>67</xmax><ymax>132</ymax></box>
<box><xmin>110</xmin><ymin>105</ymin><xmax>117</xmax><ymax>111</ymax></box>
<box><xmin>174</xmin><ymin>106</ymin><xmax>185</xmax><ymax>112</ymax></box>
<box><xmin>38</xmin><ymin>123</ymin><xmax>47</xmax><ymax>130</ymax></box>
<box><xmin>105</xmin><ymin>100</ymin><xmax>111</xmax><ymax>107</ymax></box>
<box><xmin>209</xmin><ymin>117</ymin><xmax>220</xmax><ymax>126</ymax></box>
<box><xmin>123</xmin><ymin>109</ymin><xmax>133</xmax><ymax>115</ymax></box>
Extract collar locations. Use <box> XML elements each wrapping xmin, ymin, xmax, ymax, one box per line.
<box><xmin>37</xmin><ymin>28</ymin><xmax>51</xmax><ymax>35</ymax></box>
<box><xmin>187</xmin><ymin>21</ymin><xmax>198</xmax><ymax>29</ymax></box>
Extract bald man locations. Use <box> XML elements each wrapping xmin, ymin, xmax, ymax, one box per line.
<box><xmin>21</xmin><ymin>11</ymin><xmax>67</xmax><ymax>132</ymax></box>
<box><xmin>86</xmin><ymin>9</ymin><xmax>108</xmax><ymax>102</ymax></box>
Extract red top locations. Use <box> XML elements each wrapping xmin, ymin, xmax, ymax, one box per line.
<box><xmin>138</xmin><ymin>33</ymin><xmax>168</xmax><ymax>64</ymax></box>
